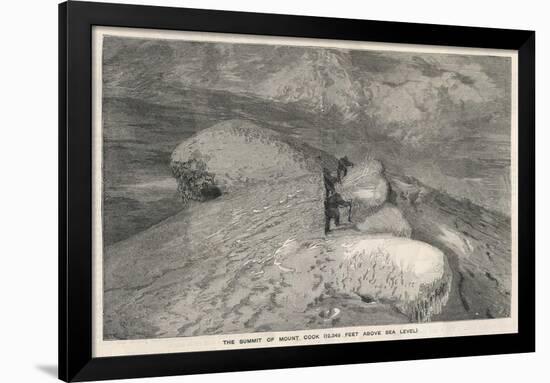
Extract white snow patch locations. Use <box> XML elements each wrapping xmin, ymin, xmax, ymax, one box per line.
<box><xmin>124</xmin><ymin>177</ymin><xmax>177</xmax><ymax>191</ymax></box>
<box><xmin>342</xmin><ymin>237</ymin><xmax>445</xmax><ymax>282</ymax></box>
<box><xmin>438</xmin><ymin>226</ymin><xmax>472</xmax><ymax>257</ymax></box>
<box><xmin>352</xmin><ymin>188</ymin><xmax>377</xmax><ymax>199</ymax></box>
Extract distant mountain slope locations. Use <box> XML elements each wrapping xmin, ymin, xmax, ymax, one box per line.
<box><xmin>103</xmin><ymin>38</ymin><xmax>368</xmax><ymax>123</ymax></box>
<box><xmin>257</xmin><ymin>50</ymin><xmax>366</xmax><ymax>121</ymax></box>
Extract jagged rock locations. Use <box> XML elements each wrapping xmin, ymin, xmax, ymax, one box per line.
<box><xmin>170</xmin><ymin>157</ymin><xmax>221</xmax><ymax>205</ymax></box>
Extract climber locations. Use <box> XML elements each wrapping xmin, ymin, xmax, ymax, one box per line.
<box><xmin>324</xmin><ymin>192</ymin><xmax>352</xmax><ymax>234</ymax></box>
<box><xmin>323</xmin><ymin>167</ymin><xmax>337</xmax><ymax>197</ymax></box>
<box><xmin>336</xmin><ymin>156</ymin><xmax>354</xmax><ymax>182</ymax></box>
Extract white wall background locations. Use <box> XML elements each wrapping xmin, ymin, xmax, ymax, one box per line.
<box><xmin>0</xmin><ymin>0</ymin><xmax>546</xmax><ymax>381</ymax></box>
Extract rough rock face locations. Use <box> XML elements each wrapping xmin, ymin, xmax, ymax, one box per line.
<box><xmin>170</xmin><ymin>157</ymin><xmax>221</xmax><ymax>205</ymax></box>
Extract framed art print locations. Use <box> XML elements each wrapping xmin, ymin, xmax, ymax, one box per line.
<box><xmin>59</xmin><ymin>1</ymin><xmax>535</xmax><ymax>381</ymax></box>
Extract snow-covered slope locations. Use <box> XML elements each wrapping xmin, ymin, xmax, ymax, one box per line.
<box><xmin>104</xmin><ymin>122</ymin><xmax>450</xmax><ymax>340</ymax></box>
<box><xmin>388</xmin><ymin>173</ymin><xmax>512</xmax><ymax>320</ymax></box>
<box><xmin>170</xmin><ymin>120</ymin><xmax>332</xmax><ymax>194</ymax></box>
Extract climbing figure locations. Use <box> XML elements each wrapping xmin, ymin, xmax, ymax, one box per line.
<box><xmin>323</xmin><ymin>168</ymin><xmax>337</xmax><ymax>197</ymax></box>
<box><xmin>336</xmin><ymin>156</ymin><xmax>354</xmax><ymax>182</ymax></box>
<box><xmin>324</xmin><ymin>192</ymin><xmax>352</xmax><ymax>234</ymax></box>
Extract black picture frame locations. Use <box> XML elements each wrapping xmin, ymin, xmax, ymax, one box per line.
<box><xmin>59</xmin><ymin>1</ymin><xmax>535</xmax><ymax>381</ymax></box>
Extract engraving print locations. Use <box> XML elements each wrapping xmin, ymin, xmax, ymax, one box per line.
<box><xmin>100</xmin><ymin>35</ymin><xmax>513</xmax><ymax>341</ymax></box>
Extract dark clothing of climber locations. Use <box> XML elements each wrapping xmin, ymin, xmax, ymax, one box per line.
<box><xmin>324</xmin><ymin>192</ymin><xmax>352</xmax><ymax>234</ymax></box>
<box><xmin>336</xmin><ymin>156</ymin><xmax>354</xmax><ymax>182</ymax></box>
<box><xmin>323</xmin><ymin>168</ymin><xmax>338</xmax><ymax>197</ymax></box>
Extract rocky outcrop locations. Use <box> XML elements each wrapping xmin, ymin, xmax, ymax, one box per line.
<box><xmin>170</xmin><ymin>157</ymin><xmax>221</xmax><ymax>205</ymax></box>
